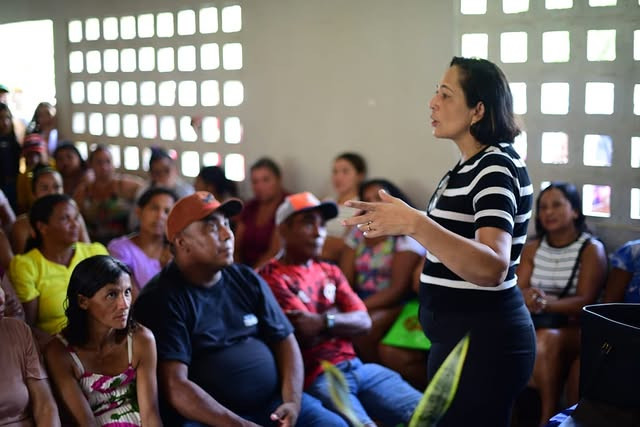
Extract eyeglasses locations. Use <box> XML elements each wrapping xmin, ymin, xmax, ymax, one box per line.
<box><xmin>427</xmin><ymin>173</ymin><xmax>450</xmax><ymax>214</ymax></box>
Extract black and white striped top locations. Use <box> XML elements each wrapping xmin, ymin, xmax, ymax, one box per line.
<box><xmin>420</xmin><ymin>143</ymin><xmax>532</xmax><ymax>310</ymax></box>
<box><xmin>531</xmin><ymin>232</ymin><xmax>591</xmax><ymax>297</ymax></box>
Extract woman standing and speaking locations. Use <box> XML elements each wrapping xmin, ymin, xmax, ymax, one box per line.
<box><xmin>343</xmin><ymin>57</ymin><xmax>535</xmax><ymax>426</ymax></box>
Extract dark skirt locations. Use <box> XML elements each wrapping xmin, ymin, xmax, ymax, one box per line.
<box><xmin>419</xmin><ymin>290</ymin><xmax>536</xmax><ymax>427</ymax></box>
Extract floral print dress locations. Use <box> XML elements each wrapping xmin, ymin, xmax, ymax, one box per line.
<box><xmin>58</xmin><ymin>334</ymin><xmax>141</xmax><ymax>426</ymax></box>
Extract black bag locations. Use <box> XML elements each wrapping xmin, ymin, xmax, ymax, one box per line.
<box><xmin>557</xmin><ymin>304</ymin><xmax>640</xmax><ymax>427</ymax></box>
<box><xmin>579</xmin><ymin>303</ymin><xmax>640</xmax><ymax>407</ymax></box>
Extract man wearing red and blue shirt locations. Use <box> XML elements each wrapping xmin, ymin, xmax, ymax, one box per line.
<box><xmin>259</xmin><ymin>192</ymin><xmax>421</xmax><ymax>427</ymax></box>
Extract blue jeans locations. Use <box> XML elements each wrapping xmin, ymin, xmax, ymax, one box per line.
<box><xmin>241</xmin><ymin>393</ymin><xmax>347</xmax><ymax>427</ymax></box>
<box><xmin>182</xmin><ymin>393</ymin><xmax>347</xmax><ymax>426</ymax></box>
<box><xmin>306</xmin><ymin>357</ymin><xmax>421</xmax><ymax>426</ymax></box>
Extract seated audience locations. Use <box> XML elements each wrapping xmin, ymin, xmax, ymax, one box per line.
<box><xmin>322</xmin><ymin>152</ymin><xmax>367</xmax><ymax>262</ymax></box>
<box><xmin>74</xmin><ymin>144</ymin><xmax>144</xmax><ymax>245</ymax></box>
<box><xmin>9</xmin><ymin>194</ymin><xmax>108</xmax><ymax>338</ymax></box>
<box><xmin>235</xmin><ymin>157</ymin><xmax>288</xmax><ymax>268</ymax></box>
<box><xmin>109</xmin><ymin>188</ymin><xmax>177</xmax><ymax>291</ymax></box>
<box><xmin>603</xmin><ymin>239</ymin><xmax>640</xmax><ymax>303</ymax></box>
<box><xmin>134</xmin><ymin>192</ymin><xmax>345</xmax><ymax>426</ymax></box>
<box><xmin>517</xmin><ymin>182</ymin><xmax>607</xmax><ymax>426</ymax></box>
<box><xmin>16</xmin><ymin>133</ymin><xmax>50</xmax><ymax>214</ymax></box>
<box><xmin>194</xmin><ymin>166</ymin><xmax>238</xmax><ymax>202</ymax></box>
<box><xmin>53</xmin><ymin>142</ymin><xmax>93</xmax><ymax>197</ymax></box>
<box><xmin>0</xmin><ymin>285</ymin><xmax>61</xmax><ymax>426</ymax></box>
<box><xmin>260</xmin><ymin>192</ymin><xmax>421</xmax><ymax>427</ymax></box>
<box><xmin>44</xmin><ymin>255</ymin><xmax>161</xmax><ymax>426</ymax></box>
<box><xmin>0</xmin><ymin>102</ymin><xmax>21</xmax><ymax>210</ymax></box>
<box><xmin>11</xmin><ymin>165</ymin><xmax>90</xmax><ymax>254</ymax></box>
<box><xmin>27</xmin><ymin>102</ymin><xmax>58</xmax><ymax>155</ymax></box>
<box><xmin>340</xmin><ymin>179</ymin><xmax>425</xmax><ymax>363</ymax></box>
<box><xmin>0</xmin><ymin>188</ymin><xmax>16</xmax><ymax>234</ymax></box>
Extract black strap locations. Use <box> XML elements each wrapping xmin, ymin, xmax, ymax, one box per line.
<box><xmin>558</xmin><ymin>237</ymin><xmax>592</xmax><ymax>299</ymax></box>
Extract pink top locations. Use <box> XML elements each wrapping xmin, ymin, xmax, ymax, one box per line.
<box><xmin>57</xmin><ymin>334</ymin><xmax>141</xmax><ymax>427</ymax></box>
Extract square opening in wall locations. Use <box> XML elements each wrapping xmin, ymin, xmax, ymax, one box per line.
<box><xmin>541</xmin><ymin>83</ymin><xmax>569</xmax><ymax>114</ymax></box>
<box><xmin>543</xmin><ymin>31</ymin><xmax>570</xmax><ymax>63</ymax></box>
<box><xmin>583</xmin><ymin>184</ymin><xmax>611</xmax><ymax>217</ymax></box>
<box><xmin>541</xmin><ymin>132</ymin><xmax>569</xmax><ymax>164</ymax></box>
<box><xmin>461</xmin><ymin>33</ymin><xmax>488</xmax><ymax>59</ymax></box>
<box><xmin>221</xmin><ymin>5</ymin><xmax>242</xmax><ymax>33</ymax></box>
<box><xmin>181</xmin><ymin>151</ymin><xmax>200</xmax><ymax>177</ymax></box>
<box><xmin>225</xmin><ymin>153</ymin><xmax>245</xmax><ymax>181</ymax></box>
<box><xmin>461</xmin><ymin>0</ymin><xmax>487</xmax><ymax>14</ymax></box>
<box><xmin>500</xmin><ymin>32</ymin><xmax>527</xmax><ymax>63</ymax></box>
<box><xmin>587</xmin><ymin>30</ymin><xmax>616</xmax><ymax>61</ymax></box>
<box><xmin>103</xmin><ymin>17</ymin><xmax>118</xmax><ymax>40</ymax></box>
<box><xmin>585</xmin><ymin>82</ymin><xmax>614</xmax><ymax>114</ymax></box>
<box><xmin>583</xmin><ymin>134</ymin><xmax>612</xmax><ymax>166</ymax></box>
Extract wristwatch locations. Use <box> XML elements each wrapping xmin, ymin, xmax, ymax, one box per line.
<box><xmin>325</xmin><ymin>313</ymin><xmax>336</xmax><ymax>330</ymax></box>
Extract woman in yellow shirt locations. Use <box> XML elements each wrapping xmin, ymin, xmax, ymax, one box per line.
<box><xmin>9</xmin><ymin>193</ymin><xmax>107</xmax><ymax>340</ymax></box>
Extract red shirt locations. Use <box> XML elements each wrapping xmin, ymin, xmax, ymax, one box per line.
<box><xmin>259</xmin><ymin>259</ymin><xmax>367</xmax><ymax>388</ymax></box>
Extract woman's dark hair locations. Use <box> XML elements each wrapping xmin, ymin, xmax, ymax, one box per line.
<box><xmin>449</xmin><ymin>56</ymin><xmax>520</xmax><ymax>146</ymax></box>
<box><xmin>31</xmin><ymin>164</ymin><xmax>61</xmax><ymax>194</ymax></box>
<box><xmin>250</xmin><ymin>157</ymin><xmax>281</xmax><ymax>178</ymax></box>
<box><xmin>149</xmin><ymin>146</ymin><xmax>175</xmax><ymax>170</ymax></box>
<box><xmin>0</xmin><ymin>102</ymin><xmax>16</xmax><ymax>138</ymax></box>
<box><xmin>54</xmin><ymin>142</ymin><xmax>87</xmax><ymax>171</ymax></box>
<box><xmin>27</xmin><ymin>102</ymin><xmax>54</xmax><ymax>134</ymax></box>
<box><xmin>359</xmin><ymin>178</ymin><xmax>415</xmax><ymax>208</ymax></box>
<box><xmin>26</xmin><ymin>193</ymin><xmax>73</xmax><ymax>252</ymax></box>
<box><xmin>137</xmin><ymin>186</ymin><xmax>178</xmax><ymax>208</ymax></box>
<box><xmin>63</xmin><ymin>255</ymin><xmax>135</xmax><ymax>346</ymax></box>
<box><xmin>198</xmin><ymin>166</ymin><xmax>238</xmax><ymax>198</ymax></box>
<box><xmin>535</xmin><ymin>182</ymin><xmax>588</xmax><ymax>238</ymax></box>
<box><xmin>87</xmin><ymin>143</ymin><xmax>110</xmax><ymax>163</ymax></box>
<box><xmin>335</xmin><ymin>152</ymin><xmax>367</xmax><ymax>175</ymax></box>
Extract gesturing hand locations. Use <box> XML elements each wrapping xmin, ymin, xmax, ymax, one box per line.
<box><xmin>270</xmin><ymin>401</ymin><xmax>299</xmax><ymax>426</ymax></box>
<box><xmin>342</xmin><ymin>189</ymin><xmax>420</xmax><ymax>238</ymax></box>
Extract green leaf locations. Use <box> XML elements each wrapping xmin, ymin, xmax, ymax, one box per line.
<box><xmin>320</xmin><ymin>360</ymin><xmax>365</xmax><ymax>427</ymax></box>
<box><xmin>409</xmin><ymin>333</ymin><xmax>470</xmax><ymax>427</ymax></box>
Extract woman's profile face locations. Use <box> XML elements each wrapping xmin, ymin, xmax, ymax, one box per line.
<box><xmin>83</xmin><ymin>274</ymin><xmax>132</xmax><ymax>330</ymax></box>
<box><xmin>40</xmin><ymin>201</ymin><xmax>80</xmax><ymax>246</ymax></box>
<box><xmin>250</xmin><ymin>167</ymin><xmax>281</xmax><ymax>201</ymax></box>
<box><xmin>332</xmin><ymin>158</ymin><xmax>363</xmax><ymax>197</ymax></box>
<box><xmin>537</xmin><ymin>188</ymin><xmax>578</xmax><ymax>233</ymax></box>
<box><xmin>34</xmin><ymin>172</ymin><xmax>63</xmax><ymax>198</ymax></box>
<box><xmin>429</xmin><ymin>66</ymin><xmax>478</xmax><ymax>142</ymax></box>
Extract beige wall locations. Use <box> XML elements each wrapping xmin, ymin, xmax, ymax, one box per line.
<box><xmin>1</xmin><ymin>0</ymin><xmax>457</xmax><ymax>210</ymax></box>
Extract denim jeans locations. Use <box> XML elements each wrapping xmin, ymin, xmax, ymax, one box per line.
<box><xmin>306</xmin><ymin>357</ymin><xmax>422</xmax><ymax>426</ymax></box>
<box><xmin>182</xmin><ymin>393</ymin><xmax>347</xmax><ymax>426</ymax></box>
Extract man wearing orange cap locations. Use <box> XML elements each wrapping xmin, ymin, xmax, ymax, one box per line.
<box><xmin>134</xmin><ymin>192</ymin><xmax>346</xmax><ymax>427</ymax></box>
<box><xmin>16</xmin><ymin>133</ymin><xmax>50</xmax><ymax>213</ymax></box>
<box><xmin>259</xmin><ymin>192</ymin><xmax>422</xmax><ymax>427</ymax></box>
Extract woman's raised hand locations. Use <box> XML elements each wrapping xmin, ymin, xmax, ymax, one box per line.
<box><xmin>342</xmin><ymin>189</ymin><xmax>421</xmax><ymax>238</ymax></box>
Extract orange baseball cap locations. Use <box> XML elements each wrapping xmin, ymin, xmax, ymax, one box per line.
<box><xmin>166</xmin><ymin>191</ymin><xmax>243</xmax><ymax>241</ymax></box>
<box><xmin>275</xmin><ymin>192</ymin><xmax>338</xmax><ymax>225</ymax></box>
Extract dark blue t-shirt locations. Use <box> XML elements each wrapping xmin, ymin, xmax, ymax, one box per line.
<box><xmin>134</xmin><ymin>262</ymin><xmax>294</xmax><ymax>421</ymax></box>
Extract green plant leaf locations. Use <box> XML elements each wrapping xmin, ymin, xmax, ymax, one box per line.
<box><xmin>409</xmin><ymin>333</ymin><xmax>470</xmax><ymax>427</ymax></box>
<box><xmin>320</xmin><ymin>360</ymin><xmax>365</xmax><ymax>427</ymax></box>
